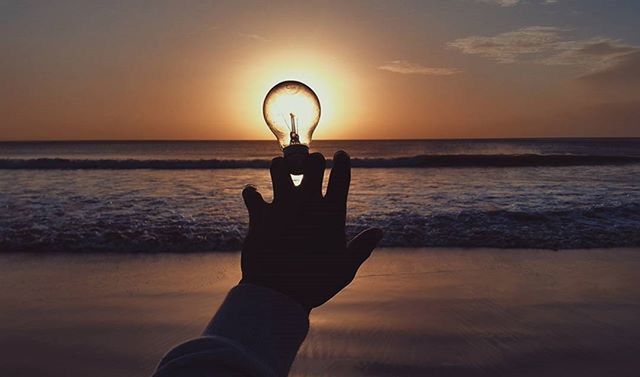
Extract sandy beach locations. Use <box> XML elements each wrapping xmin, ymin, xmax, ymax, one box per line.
<box><xmin>1</xmin><ymin>248</ymin><xmax>639</xmax><ymax>377</ymax></box>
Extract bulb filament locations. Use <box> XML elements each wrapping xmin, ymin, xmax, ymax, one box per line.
<box><xmin>289</xmin><ymin>113</ymin><xmax>300</xmax><ymax>144</ymax></box>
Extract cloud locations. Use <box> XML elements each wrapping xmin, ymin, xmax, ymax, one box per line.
<box><xmin>378</xmin><ymin>60</ymin><xmax>462</xmax><ymax>76</ymax></box>
<box><xmin>475</xmin><ymin>0</ymin><xmax>559</xmax><ymax>6</ymax></box>
<box><xmin>476</xmin><ymin>0</ymin><xmax>520</xmax><ymax>6</ymax></box>
<box><xmin>237</xmin><ymin>32</ymin><xmax>270</xmax><ymax>42</ymax></box>
<box><xmin>448</xmin><ymin>26</ymin><xmax>566</xmax><ymax>63</ymax></box>
<box><xmin>449</xmin><ymin>26</ymin><xmax>640</xmax><ymax>76</ymax></box>
<box><xmin>578</xmin><ymin>50</ymin><xmax>640</xmax><ymax>90</ymax></box>
<box><xmin>543</xmin><ymin>38</ymin><xmax>639</xmax><ymax>72</ymax></box>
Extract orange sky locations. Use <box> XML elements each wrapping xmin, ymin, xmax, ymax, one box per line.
<box><xmin>1</xmin><ymin>1</ymin><xmax>639</xmax><ymax>141</ymax></box>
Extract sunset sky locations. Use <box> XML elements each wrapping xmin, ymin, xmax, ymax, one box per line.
<box><xmin>2</xmin><ymin>0</ymin><xmax>639</xmax><ymax>141</ymax></box>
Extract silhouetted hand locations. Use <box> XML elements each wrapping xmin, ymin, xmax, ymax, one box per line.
<box><xmin>240</xmin><ymin>151</ymin><xmax>383</xmax><ymax>311</ymax></box>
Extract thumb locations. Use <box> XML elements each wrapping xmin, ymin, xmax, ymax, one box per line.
<box><xmin>242</xmin><ymin>185</ymin><xmax>266</xmax><ymax>221</ymax></box>
<box><xmin>347</xmin><ymin>228</ymin><xmax>383</xmax><ymax>268</ymax></box>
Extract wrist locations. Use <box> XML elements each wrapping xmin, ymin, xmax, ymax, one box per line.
<box><xmin>239</xmin><ymin>278</ymin><xmax>312</xmax><ymax>314</ymax></box>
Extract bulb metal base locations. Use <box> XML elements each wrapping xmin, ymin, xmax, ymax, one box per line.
<box><xmin>283</xmin><ymin>144</ymin><xmax>309</xmax><ymax>175</ymax></box>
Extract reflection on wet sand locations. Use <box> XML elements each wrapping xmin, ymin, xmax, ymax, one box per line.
<box><xmin>1</xmin><ymin>248</ymin><xmax>639</xmax><ymax>376</ymax></box>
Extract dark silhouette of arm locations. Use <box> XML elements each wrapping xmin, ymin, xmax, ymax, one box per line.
<box><xmin>153</xmin><ymin>151</ymin><xmax>382</xmax><ymax>377</ymax></box>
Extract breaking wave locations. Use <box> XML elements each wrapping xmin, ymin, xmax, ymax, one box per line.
<box><xmin>1</xmin><ymin>203</ymin><xmax>639</xmax><ymax>253</ymax></box>
<box><xmin>1</xmin><ymin>154</ymin><xmax>640</xmax><ymax>170</ymax></box>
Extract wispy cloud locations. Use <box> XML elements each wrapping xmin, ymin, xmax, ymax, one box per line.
<box><xmin>237</xmin><ymin>32</ymin><xmax>270</xmax><ymax>42</ymax></box>
<box><xmin>476</xmin><ymin>0</ymin><xmax>520</xmax><ymax>7</ymax></box>
<box><xmin>543</xmin><ymin>38</ymin><xmax>639</xmax><ymax>70</ymax></box>
<box><xmin>577</xmin><ymin>49</ymin><xmax>640</xmax><ymax>88</ymax></box>
<box><xmin>475</xmin><ymin>0</ymin><xmax>559</xmax><ymax>6</ymax></box>
<box><xmin>378</xmin><ymin>60</ymin><xmax>462</xmax><ymax>76</ymax></box>
<box><xmin>448</xmin><ymin>26</ymin><xmax>640</xmax><ymax>76</ymax></box>
<box><xmin>448</xmin><ymin>26</ymin><xmax>566</xmax><ymax>63</ymax></box>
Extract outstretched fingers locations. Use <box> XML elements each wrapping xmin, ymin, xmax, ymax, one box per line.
<box><xmin>326</xmin><ymin>150</ymin><xmax>351</xmax><ymax>206</ymax></box>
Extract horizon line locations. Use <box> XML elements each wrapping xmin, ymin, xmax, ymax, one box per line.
<box><xmin>1</xmin><ymin>136</ymin><xmax>640</xmax><ymax>143</ymax></box>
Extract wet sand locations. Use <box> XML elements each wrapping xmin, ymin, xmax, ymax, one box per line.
<box><xmin>1</xmin><ymin>248</ymin><xmax>639</xmax><ymax>376</ymax></box>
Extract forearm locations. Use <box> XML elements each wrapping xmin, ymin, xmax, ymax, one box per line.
<box><xmin>154</xmin><ymin>284</ymin><xmax>309</xmax><ymax>377</ymax></box>
<box><xmin>204</xmin><ymin>283</ymin><xmax>310</xmax><ymax>376</ymax></box>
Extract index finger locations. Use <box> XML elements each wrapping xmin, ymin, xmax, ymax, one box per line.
<box><xmin>326</xmin><ymin>150</ymin><xmax>351</xmax><ymax>206</ymax></box>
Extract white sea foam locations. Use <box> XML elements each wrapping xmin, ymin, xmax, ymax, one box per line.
<box><xmin>1</xmin><ymin>154</ymin><xmax>640</xmax><ymax>170</ymax></box>
<box><xmin>1</xmin><ymin>155</ymin><xmax>639</xmax><ymax>251</ymax></box>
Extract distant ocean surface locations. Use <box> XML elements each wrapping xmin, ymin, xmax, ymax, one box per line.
<box><xmin>1</xmin><ymin>139</ymin><xmax>639</xmax><ymax>252</ymax></box>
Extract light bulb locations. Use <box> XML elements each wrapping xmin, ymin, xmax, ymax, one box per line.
<box><xmin>263</xmin><ymin>80</ymin><xmax>321</xmax><ymax>174</ymax></box>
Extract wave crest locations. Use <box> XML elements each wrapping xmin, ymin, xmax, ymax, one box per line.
<box><xmin>1</xmin><ymin>154</ymin><xmax>640</xmax><ymax>170</ymax></box>
<box><xmin>1</xmin><ymin>203</ymin><xmax>639</xmax><ymax>252</ymax></box>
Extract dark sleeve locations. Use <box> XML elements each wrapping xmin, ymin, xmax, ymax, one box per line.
<box><xmin>153</xmin><ymin>284</ymin><xmax>309</xmax><ymax>377</ymax></box>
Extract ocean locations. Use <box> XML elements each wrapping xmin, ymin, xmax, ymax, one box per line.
<box><xmin>1</xmin><ymin>139</ymin><xmax>639</xmax><ymax>252</ymax></box>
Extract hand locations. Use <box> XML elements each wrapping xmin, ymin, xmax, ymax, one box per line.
<box><xmin>240</xmin><ymin>150</ymin><xmax>383</xmax><ymax>311</ymax></box>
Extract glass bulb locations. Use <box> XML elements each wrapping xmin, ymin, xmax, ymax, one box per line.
<box><xmin>263</xmin><ymin>80</ymin><xmax>321</xmax><ymax>150</ymax></box>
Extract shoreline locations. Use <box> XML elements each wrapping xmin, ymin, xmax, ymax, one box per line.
<box><xmin>2</xmin><ymin>246</ymin><xmax>640</xmax><ymax>255</ymax></box>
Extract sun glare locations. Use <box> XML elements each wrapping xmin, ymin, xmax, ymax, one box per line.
<box><xmin>228</xmin><ymin>49</ymin><xmax>361</xmax><ymax>141</ymax></box>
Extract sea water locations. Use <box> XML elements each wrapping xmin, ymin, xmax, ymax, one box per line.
<box><xmin>1</xmin><ymin>139</ymin><xmax>639</xmax><ymax>252</ymax></box>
